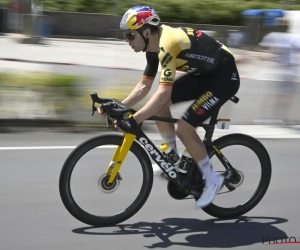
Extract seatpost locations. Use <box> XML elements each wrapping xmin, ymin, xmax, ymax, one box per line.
<box><xmin>203</xmin><ymin>108</ymin><xmax>219</xmax><ymax>144</ymax></box>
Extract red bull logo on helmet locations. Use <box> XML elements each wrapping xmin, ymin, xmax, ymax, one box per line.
<box><xmin>122</xmin><ymin>6</ymin><xmax>159</xmax><ymax>30</ymax></box>
<box><xmin>131</xmin><ymin>6</ymin><xmax>159</xmax><ymax>28</ymax></box>
<box><xmin>135</xmin><ymin>11</ymin><xmax>154</xmax><ymax>26</ymax></box>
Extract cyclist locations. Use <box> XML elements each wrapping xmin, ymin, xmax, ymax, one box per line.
<box><xmin>98</xmin><ymin>6</ymin><xmax>240</xmax><ymax>208</ymax></box>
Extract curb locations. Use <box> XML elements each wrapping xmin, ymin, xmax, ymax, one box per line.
<box><xmin>0</xmin><ymin>57</ymin><xmax>256</xmax><ymax>80</ymax></box>
<box><xmin>0</xmin><ymin>58</ymin><xmax>143</xmax><ymax>71</ymax></box>
<box><xmin>0</xmin><ymin>34</ymin><xmax>126</xmax><ymax>44</ymax></box>
<box><xmin>2</xmin><ymin>57</ymin><xmax>298</xmax><ymax>83</ymax></box>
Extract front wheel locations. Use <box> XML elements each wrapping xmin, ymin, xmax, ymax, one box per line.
<box><xmin>200</xmin><ymin>133</ymin><xmax>272</xmax><ymax>218</ymax></box>
<box><xmin>59</xmin><ymin>134</ymin><xmax>154</xmax><ymax>227</ymax></box>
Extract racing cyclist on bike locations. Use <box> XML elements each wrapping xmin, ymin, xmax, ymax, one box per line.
<box><xmin>98</xmin><ymin>6</ymin><xmax>240</xmax><ymax>208</ymax></box>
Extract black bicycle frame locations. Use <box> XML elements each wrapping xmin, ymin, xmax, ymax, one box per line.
<box><xmin>146</xmin><ymin>104</ymin><xmax>237</xmax><ymax>178</ymax></box>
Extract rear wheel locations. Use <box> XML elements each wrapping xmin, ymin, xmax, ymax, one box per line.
<box><xmin>59</xmin><ymin>134</ymin><xmax>153</xmax><ymax>227</ymax></box>
<box><xmin>198</xmin><ymin>133</ymin><xmax>272</xmax><ymax>218</ymax></box>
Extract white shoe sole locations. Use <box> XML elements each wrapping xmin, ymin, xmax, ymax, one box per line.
<box><xmin>195</xmin><ymin>176</ymin><xmax>225</xmax><ymax>209</ymax></box>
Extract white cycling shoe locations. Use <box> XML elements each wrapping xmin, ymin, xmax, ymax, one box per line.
<box><xmin>195</xmin><ymin>174</ymin><xmax>225</xmax><ymax>209</ymax></box>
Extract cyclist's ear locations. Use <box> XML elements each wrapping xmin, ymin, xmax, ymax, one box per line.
<box><xmin>143</xmin><ymin>28</ymin><xmax>151</xmax><ymax>39</ymax></box>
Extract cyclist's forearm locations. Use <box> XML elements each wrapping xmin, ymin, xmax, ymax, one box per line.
<box><xmin>133</xmin><ymin>85</ymin><xmax>171</xmax><ymax>123</ymax></box>
<box><xmin>122</xmin><ymin>81</ymin><xmax>151</xmax><ymax>107</ymax></box>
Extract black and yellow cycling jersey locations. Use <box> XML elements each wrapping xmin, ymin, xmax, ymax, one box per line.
<box><xmin>143</xmin><ymin>24</ymin><xmax>234</xmax><ymax>86</ymax></box>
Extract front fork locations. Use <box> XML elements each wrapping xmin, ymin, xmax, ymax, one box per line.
<box><xmin>106</xmin><ymin>132</ymin><xmax>136</xmax><ymax>184</ymax></box>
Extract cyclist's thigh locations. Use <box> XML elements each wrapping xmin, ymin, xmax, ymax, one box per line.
<box><xmin>182</xmin><ymin>57</ymin><xmax>240</xmax><ymax>128</ymax></box>
<box><xmin>171</xmin><ymin>73</ymin><xmax>208</xmax><ymax>104</ymax></box>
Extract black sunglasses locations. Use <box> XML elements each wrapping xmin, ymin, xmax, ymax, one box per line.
<box><xmin>124</xmin><ymin>32</ymin><xmax>138</xmax><ymax>41</ymax></box>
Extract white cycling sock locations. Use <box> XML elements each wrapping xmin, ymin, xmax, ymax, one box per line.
<box><xmin>162</xmin><ymin>132</ymin><xmax>178</xmax><ymax>154</ymax></box>
<box><xmin>197</xmin><ymin>155</ymin><xmax>219</xmax><ymax>185</ymax></box>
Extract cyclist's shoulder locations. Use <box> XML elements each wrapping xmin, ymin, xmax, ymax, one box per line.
<box><xmin>159</xmin><ymin>25</ymin><xmax>177</xmax><ymax>44</ymax></box>
<box><xmin>159</xmin><ymin>24</ymin><xmax>188</xmax><ymax>41</ymax></box>
<box><xmin>158</xmin><ymin>25</ymin><xmax>190</xmax><ymax>54</ymax></box>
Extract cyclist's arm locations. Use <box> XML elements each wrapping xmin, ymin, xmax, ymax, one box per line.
<box><xmin>122</xmin><ymin>52</ymin><xmax>159</xmax><ymax>107</ymax></box>
<box><xmin>133</xmin><ymin>50</ymin><xmax>177</xmax><ymax>123</ymax></box>
<box><xmin>121</xmin><ymin>78</ymin><xmax>153</xmax><ymax>108</ymax></box>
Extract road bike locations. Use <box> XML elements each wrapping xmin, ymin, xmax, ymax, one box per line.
<box><xmin>59</xmin><ymin>93</ymin><xmax>272</xmax><ymax>227</ymax></box>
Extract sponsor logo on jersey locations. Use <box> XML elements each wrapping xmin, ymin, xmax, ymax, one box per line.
<box><xmin>196</xmin><ymin>109</ymin><xmax>205</xmax><ymax>115</ymax></box>
<box><xmin>186</xmin><ymin>68</ymin><xmax>198</xmax><ymax>73</ymax></box>
<box><xmin>177</xmin><ymin>65</ymin><xmax>189</xmax><ymax>71</ymax></box>
<box><xmin>196</xmin><ymin>30</ymin><xmax>202</xmax><ymax>37</ymax></box>
<box><xmin>161</xmin><ymin>69</ymin><xmax>173</xmax><ymax>82</ymax></box>
<box><xmin>163</xmin><ymin>69</ymin><xmax>172</xmax><ymax>76</ymax></box>
<box><xmin>161</xmin><ymin>53</ymin><xmax>173</xmax><ymax>67</ymax></box>
<box><xmin>185</xmin><ymin>53</ymin><xmax>215</xmax><ymax>64</ymax></box>
<box><xmin>192</xmin><ymin>91</ymin><xmax>220</xmax><ymax>113</ymax></box>
<box><xmin>231</xmin><ymin>72</ymin><xmax>237</xmax><ymax>80</ymax></box>
<box><xmin>161</xmin><ymin>77</ymin><xmax>174</xmax><ymax>82</ymax></box>
<box><xmin>201</xmin><ymin>97</ymin><xmax>220</xmax><ymax>111</ymax></box>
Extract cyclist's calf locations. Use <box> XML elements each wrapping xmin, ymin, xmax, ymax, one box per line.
<box><xmin>176</xmin><ymin>119</ymin><xmax>208</xmax><ymax>163</ymax></box>
<box><xmin>154</xmin><ymin>102</ymin><xmax>175</xmax><ymax>138</ymax></box>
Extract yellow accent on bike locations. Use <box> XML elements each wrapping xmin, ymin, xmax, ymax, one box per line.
<box><xmin>160</xmin><ymin>143</ymin><xmax>170</xmax><ymax>152</ymax></box>
<box><xmin>105</xmin><ymin>146</ymin><xmax>121</xmax><ymax>175</ymax></box>
<box><xmin>107</xmin><ymin>132</ymin><xmax>136</xmax><ymax>183</ymax></box>
<box><xmin>107</xmin><ymin>114</ymin><xmax>136</xmax><ymax>183</ymax></box>
<box><xmin>213</xmin><ymin>145</ymin><xmax>221</xmax><ymax>155</ymax></box>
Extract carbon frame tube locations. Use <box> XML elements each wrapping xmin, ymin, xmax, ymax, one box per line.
<box><xmin>134</xmin><ymin>129</ymin><xmax>184</xmax><ymax>189</ymax></box>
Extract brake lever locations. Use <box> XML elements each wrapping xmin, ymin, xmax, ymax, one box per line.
<box><xmin>106</xmin><ymin>115</ymin><xmax>113</xmax><ymax>130</ymax></box>
<box><xmin>91</xmin><ymin>101</ymin><xmax>97</xmax><ymax>116</ymax></box>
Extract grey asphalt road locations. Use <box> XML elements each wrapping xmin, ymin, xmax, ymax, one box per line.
<box><xmin>1</xmin><ymin>131</ymin><xmax>300</xmax><ymax>250</ymax></box>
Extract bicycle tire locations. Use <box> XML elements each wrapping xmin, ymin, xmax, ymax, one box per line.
<box><xmin>200</xmin><ymin>133</ymin><xmax>272</xmax><ymax>218</ymax></box>
<box><xmin>59</xmin><ymin>134</ymin><xmax>153</xmax><ymax>227</ymax></box>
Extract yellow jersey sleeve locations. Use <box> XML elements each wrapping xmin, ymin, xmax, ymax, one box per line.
<box><xmin>159</xmin><ymin>53</ymin><xmax>176</xmax><ymax>86</ymax></box>
<box><xmin>158</xmin><ymin>28</ymin><xmax>180</xmax><ymax>86</ymax></box>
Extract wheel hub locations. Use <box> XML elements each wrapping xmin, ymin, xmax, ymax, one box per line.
<box><xmin>228</xmin><ymin>169</ymin><xmax>244</xmax><ymax>188</ymax></box>
<box><xmin>98</xmin><ymin>173</ymin><xmax>120</xmax><ymax>194</ymax></box>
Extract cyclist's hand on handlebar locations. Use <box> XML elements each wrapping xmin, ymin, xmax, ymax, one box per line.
<box><xmin>116</xmin><ymin>117</ymin><xmax>138</xmax><ymax>133</ymax></box>
<box><xmin>97</xmin><ymin>107</ymin><xmax>106</xmax><ymax>117</ymax></box>
<box><xmin>113</xmin><ymin>120</ymin><xmax>118</xmax><ymax>129</ymax></box>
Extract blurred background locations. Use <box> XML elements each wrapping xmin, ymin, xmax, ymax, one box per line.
<box><xmin>1</xmin><ymin>0</ymin><xmax>300</xmax><ymax>131</ymax></box>
<box><xmin>2</xmin><ymin>3</ymin><xmax>300</xmax><ymax>249</ymax></box>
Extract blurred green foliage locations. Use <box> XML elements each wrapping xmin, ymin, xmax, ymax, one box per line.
<box><xmin>1</xmin><ymin>0</ymin><xmax>300</xmax><ymax>25</ymax></box>
<box><xmin>0</xmin><ymin>71</ymin><xmax>143</xmax><ymax>121</ymax></box>
<box><xmin>0</xmin><ymin>71</ymin><xmax>80</xmax><ymax>96</ymax></box>
<box><xmin>0</xmin><ymin>72</ymin><xmax>82</xmax><ymax>113</ymax></box>
<box><xmin>78</xmin><ymin>76</ymin><xmax>146</xmax><ymax>110</ymax></box>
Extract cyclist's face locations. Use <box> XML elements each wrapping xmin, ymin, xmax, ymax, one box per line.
<box><xmin>124</xmin><ymin>31</ymin><xmax>145</xmax><ymax>52</ymax></box>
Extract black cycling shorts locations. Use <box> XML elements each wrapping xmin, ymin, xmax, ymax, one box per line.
<box><xmin>171</xmin><ymin>55</ymin><xmax>240</xmax><ymax>128</ymax></box>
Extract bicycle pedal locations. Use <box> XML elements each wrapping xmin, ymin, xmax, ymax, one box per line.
<box><xmin>183</xmin><ymin>187</ymin><xmax>201</xmax><ymax>198</ymax></box>
<box><xmin>225</xmin><ymin>183</ymin><xmax>236</xmax><ymax>191</ymax></box>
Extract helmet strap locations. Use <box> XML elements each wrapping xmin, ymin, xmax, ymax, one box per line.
<box><xmin>138</xmin><ymin>30</ymin><xmax>149</xmax><ymax>52</ymax></box>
